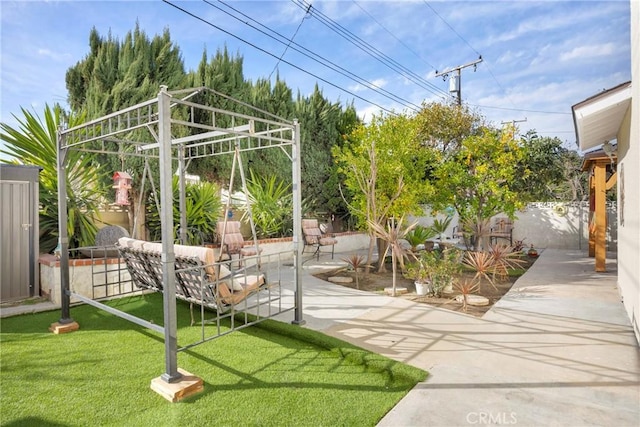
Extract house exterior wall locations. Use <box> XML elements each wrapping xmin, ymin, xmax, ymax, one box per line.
<box><xmin>617</xmin><ymin>0</ymin><xmax>640</xmax><ymax>343</ymax></box>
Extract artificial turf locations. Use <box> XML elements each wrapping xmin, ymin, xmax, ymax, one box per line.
<box><xmin>1</xmin><ymin>294</ymin><xmax>426</xmax><ymax>426</ymax></box>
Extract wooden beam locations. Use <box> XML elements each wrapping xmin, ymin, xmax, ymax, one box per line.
<box><xmin>606</xmin><ymin>172</ymin><xmax>617</xmax><ymax>190</ymax></box>
<box><xmin>594</xmin><ymin>163</ymin><xmax>607</xmax><ymax>272</ymax></box>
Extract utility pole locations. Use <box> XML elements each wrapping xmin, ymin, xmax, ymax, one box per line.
<box><xmin>501</xmin><ymin>118</ymin><xmax>527</xmax><ymax>136</ymax></box>
<box><xmin>435</xmin><ymin>56</ymin><xmax>483</xmax><ymax>105</ymax></box>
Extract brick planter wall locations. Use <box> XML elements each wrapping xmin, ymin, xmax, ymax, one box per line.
<box><xmin>39</xmin><ymin>232</ymin><xmax>370</xmax><ymax>306</ymax></box>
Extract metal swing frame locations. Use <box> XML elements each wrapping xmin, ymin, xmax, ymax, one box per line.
<box><xmin>56</xmin><ymin>86</ymin><xmax>304</xmax><ymax>385</ymax></box>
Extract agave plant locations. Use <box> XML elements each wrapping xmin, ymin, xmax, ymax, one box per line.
<box><xmin>1</xmin><ymin>105</ymin><xmax>106</xmax><ymax>252</ymax></box>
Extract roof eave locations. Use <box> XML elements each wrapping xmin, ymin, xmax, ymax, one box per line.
<box><xmin>572</xmin><ymin>81</ymin><xmax>632</xmax><ymax>151</ymax></box>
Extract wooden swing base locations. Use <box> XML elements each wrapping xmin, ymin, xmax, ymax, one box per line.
<box><xmin>49</xmin><ymin>321</ymin><xmax>80</xmax><ymax>334</ymax></box>
<box><xmin>151</xmin><ymin>368</ymin><xmax>204</xmax><ymax>402</ymax></box>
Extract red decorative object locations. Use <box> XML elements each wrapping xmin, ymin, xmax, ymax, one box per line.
<box><xmin>112</xmin><ymin>171</ymin><xmax>132</xmax><ymax>206</ymax></box>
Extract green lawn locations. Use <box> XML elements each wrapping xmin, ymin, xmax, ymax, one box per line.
<box><xmin>1</xmin><ymin>294</ymin><xmax>426</xmax><ymax>426</ymax></box>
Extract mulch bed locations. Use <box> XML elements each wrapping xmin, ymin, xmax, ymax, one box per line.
<box><xmin>313</xmin><ymin>256</ymin><xmax>538</xmax><ymax>317</ymax></box>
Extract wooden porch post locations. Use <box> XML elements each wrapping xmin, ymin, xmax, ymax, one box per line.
<box><xmin>588</xmin><ymin>174</ymin><xmax>596</xmax><ymax>257</ymax></box>
<box><xmin>594</xmin><ymin>161</ymin><xmax>607</xmax><ymax>272</ymax></box>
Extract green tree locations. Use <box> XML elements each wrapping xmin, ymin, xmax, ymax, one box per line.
<box><xmin>334</xmin><ymin>112</ymin><xmax>433</xmax><ymax>270</ymax></box>
<box><xmin>0</xmin><ymin>105</ymin><xmax>106</xmax><ymax>252</ymax></box>
<box><xmin>433</xmin><ymin>126</ymin><xmax>524</xmax><ymax>250</ymax></box>
<box><xmin>295</xmin><ymin>85</ymin><xmax>344</xmax><ymax>213</ymax></box>
<box><xmin>66</xmin><ymin>24</ymin><xmax>188</xmax><ymax>238</ymax></box>
<box><xmin>559</xmin><ymin>149</ymin><xmax>589</xmax><ymax>201</ymax></box>
<box><xmin>514</xmin><ymin>132</ymin><xmax>567</xmax><ymax>202</ymax></box>
<box><xmin>65</xmin><ymin>24</ymin><xmax>361</xmax><ymax>233</ymax></box>
<box><xmin>415</xmin><ymin>101</ymin><xmax>484</xmax><ymax>154</ymax></box>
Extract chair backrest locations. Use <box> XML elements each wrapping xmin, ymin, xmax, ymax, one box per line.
<box><xmin>302</xmin><ymin>219</ymin><xmax>322</xmax><ymax>245</ymax></box>
<box><xmin>492</xmin><ymin>218</ymin><xmax>513</xmax><ymax>233</ymax></box>
<box><xmin>217</xmin><ymin>220</ymin><xmax>245</xmax><ymax>254</ymax></box>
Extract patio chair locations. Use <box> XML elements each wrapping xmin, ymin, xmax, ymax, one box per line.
<box><xmin>302</xmin><ymin>219</ymin><xmax>337</xmax><ymax>260</ymax></box>
<box><xmin>216</xmin><ymin>221</ymin><xmax>261</xmax><ymax>265</ymax></box>
<box><xmin>489</xmin><ymin>218</ymin><xmax>514</xmax><ymax>246</ymax></box>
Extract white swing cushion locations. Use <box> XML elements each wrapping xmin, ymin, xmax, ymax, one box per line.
<box><xmin>117</xmin><ymin>238</ymin><xmax>231</xmax><ymax>280</ymax></box>
<box><xmin>230</xmin><ymin>274</ymin><xmax>264</xmax><ymax>291</ymax></box>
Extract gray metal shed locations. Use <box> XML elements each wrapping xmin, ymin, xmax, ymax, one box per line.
<box><xmin>0</xmin><ymin>164</ymin><xmax>42</xmax><ymax>302</ymax></box>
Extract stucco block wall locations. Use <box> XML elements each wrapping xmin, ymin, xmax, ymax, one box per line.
<box><xmin>513</xmin><ymin>202</ymin><xmax>616</xmax><ymax>251</ymax></box>
<box><xmin>411</xmin><ymin>203</ymin><xmax>617</xmax><ymax>251</ymax></box>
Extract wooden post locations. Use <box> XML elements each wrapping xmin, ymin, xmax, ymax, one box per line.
<box><xmin>594</xmin><ymin>162</ymin><xmax>607</xmax><ymax>272</ymax></box>
<box><xmin>588</xmin><ymin>174</ymin><xmax>596</xmax><ymax>257</ymax></box>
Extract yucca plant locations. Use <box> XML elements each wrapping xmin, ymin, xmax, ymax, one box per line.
<box><xmin>431</xmin><ymin>215</ymin><xmax>453</xmax><ymax>240</ymax></box>
<box><xmin>463</xmin><ymin>250</ymin><xmax>497</xmax><ymax>290</ymax></box>
<box><xmin>454</xmin><ymin>279</ymin><xmax>480</xmax><ymax>311</ymax></box>
<box><xmin>146</xmin><ymin>177</ymin><xmax>222</xmax><ymax>243</ymax></box>
<box><xmin>341</xmin><ymin>254</ymin><xmax>370</xmax><ymax>290</ymax></box>
<box><xmin>1</xmin><ymin>105</ymin><xmax>106</xmax><ymax>252</ymax></box>
<box><xmin>368</xmin><ymin>216</ymin><xmax>417</xmax><ymax>296</ymax></box>
<box><xmin>488</xmin><ymin>243</ymin><xmax>528</xmax><ymax>282</ymax></box>
<box><xmin>243</xmin><ymin>169</ymin><xmax>293</xmax><ymax>238</ymax></box>
<box><xmin>459</xmin><ymin>217</ymin><xmax>492</xmax><ymax>251</ymax></box>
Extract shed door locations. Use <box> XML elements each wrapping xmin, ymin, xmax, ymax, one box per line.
<box><xmin>1</xmin><ymin>181</ymin><xmax>31</xmax><ymax>301</ymax></box>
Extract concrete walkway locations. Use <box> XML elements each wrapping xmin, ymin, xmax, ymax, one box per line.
<box><xmin>3</xmin><ymin>249</ymin><xmax>639</xmax><ymax>426</ymax></box>
<box><xmin>295</xmin><ymin>249</ymin><xmax>640</xmax><ymax>427</ymax></box>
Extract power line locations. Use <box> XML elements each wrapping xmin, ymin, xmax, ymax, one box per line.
<box><xmin>423</xmin><ymin>1</ymin><xmax>520</xmax><ymax>112</ymax></box>
<box><xmin>468</xmin><ymin>103</ymin><xmax>572</xmax><ymax>115</ymax></box>
<box><xmin>352</xmin><ymin>0</ymin><xmax>438</xmax><ymax>72</ymax></box>
<box><xmin>162</xmin><ymin>0</ymin><xmax>401</xmax><ymax>115</ymax></box>
<box><xmin>208</xmin><ymin>0</ymin><xmax>423</xmax><ymax>111</ymax></box>
<box><xmin>292</xmin><ymin>0</ymin><xmax>450</xmax><ymax>100</ymax></box>
<box><xmin>268</xmin><ymin>3</ymin><xmax>311</xmax><ymax>80</ymax></box>
<box><xmin>423</xmin><ymin>1</ymin><xmax>480</xmax><ymax>57</ymax></box>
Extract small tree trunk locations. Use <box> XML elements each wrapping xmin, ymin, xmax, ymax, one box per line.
<box><xmin>391</xmin><ymin>248</ymin><xmax>397</xmax><ymax>297</ymax></box>
<box><xmin>377</xmin><ymin>237</ymin><xmax>388</xmax><ymax>273</ymax></box>
<box><xmin>365</xmin><ymin>234</ymin><xmax>376</xmax><ymax>274</ymax></box>
<box><xmin>127</xmin><ymin>188</ymin><xmax>148</xmax><ymax>240</ymax></box>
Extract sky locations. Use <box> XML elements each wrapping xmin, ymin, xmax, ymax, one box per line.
<box><xmin>0</xmin><ymin>0</ymin><xmax>632</xmax><ymax>153</ymax></box>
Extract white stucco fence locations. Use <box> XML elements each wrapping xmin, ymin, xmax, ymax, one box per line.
<box><xmin>410</xmin><ymin>202</ymin><xmax>617</xmax><ymax>252</ymax></box>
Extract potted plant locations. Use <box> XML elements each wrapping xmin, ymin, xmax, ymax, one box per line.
<box><xmin>405</xmin><ymin>261</ymin><xmax>431</xmax><ymax>296</ymax></box>
<box><xmin>433</xmin><ymin>247</ymin><xmax>463</xmax><ymax>295</ymax></box>
<box><xmin>404</xmin><ymin>248</ymin><xmax>462</xmax><ymax>297</ymax></box>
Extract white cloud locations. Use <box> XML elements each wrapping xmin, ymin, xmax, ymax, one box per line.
<box><xmin>37</xmin><ymin>48</ymin><xmax>72</xmax><ymax>62</ymax></box>
<box><xmin>559</xmin><ymin>43</ymin><xmax>617</xmax><ymax>61</ymax></box>
<box><xmin>348</xmin><ymin>78</ymin><xmax>388</xmax><ymax>93</ymax></box>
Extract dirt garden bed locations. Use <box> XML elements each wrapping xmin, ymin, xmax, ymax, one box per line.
<box><xmin>313</xmin><ymin>255</ymin><xmax>539</xmax><ymax>317</ymax></box>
